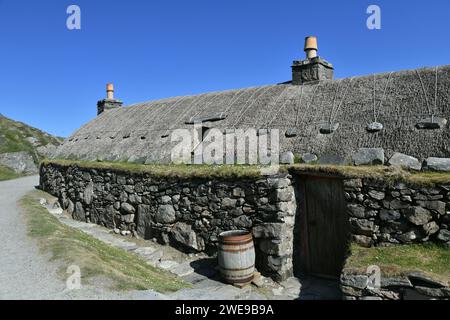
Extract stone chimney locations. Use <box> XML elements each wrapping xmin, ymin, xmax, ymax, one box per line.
<box><xmin>97</xmin><ymin>83</ymin><xmax>123</xmax><ymax>115</ymax></box>
<box><xmin>292</xmin><ymin>36</ymin><xmax>334</xmax><ymax>85</ymax></box>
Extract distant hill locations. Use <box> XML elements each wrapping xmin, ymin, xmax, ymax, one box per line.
<box><xmin>0</xmin><ymin>114</ymin><xmax>63</xmax><ymax>175</ymax></box>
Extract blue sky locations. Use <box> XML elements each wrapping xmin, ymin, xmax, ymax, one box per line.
<box><xmin>1</xmin><ymin>0</ymin><xmax>449</xmax><ymax>137</ymax></box>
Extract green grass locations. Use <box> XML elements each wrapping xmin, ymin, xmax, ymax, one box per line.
<box><xmin>346</xmin><ymin>243</ymin><xmax>450</xmax><ymax>284</ymax></box>
<box><xmin>42</xmin><ymin>159</ymin><xmax>266</xmax><ymax>179</ymax></box>
<box><xmin>0</xmin><ymin>114</ymin><xmax>62</xmax><ymax>162</ymax></box>
<box><xmin>289</xmin><ymin>164</ymin><xmax>450</xmax><ymax>186</ymax></box>
<box><xmin>42</xmin><ymin>159</ymin><xmax>450</xmax><ymax>186</ymax></box>
<box><xmin>0</xmin><ymin>165</ymin><xmax>21</xmax><ymax>181</ymax></box>
<box><xmin>21</xmin><ymin>190</ymin><xmax>189</xmax><ymax>292</ymax></box>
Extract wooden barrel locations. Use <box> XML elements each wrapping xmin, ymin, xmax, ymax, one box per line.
<box><xmin>218</xmin><ymin>230</ymin><xmax>255</xmax><ymax>284</ymax></box>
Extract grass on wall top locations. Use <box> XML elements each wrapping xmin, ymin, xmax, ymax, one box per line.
<box><xmin>346</xmin><ymin>243</ymin><xmax>450</xmax><ymax>284</ymax></box>
<box><xmin>41</xmin><ymin>159</ymin><xmax>450</xmax><ymax>186</ymax></box>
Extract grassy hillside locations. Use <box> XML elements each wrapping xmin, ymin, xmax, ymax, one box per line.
<box><xmin>0</xmin><ymin>114</ymin><xmax>63</xmax><ymax>162</ymax></box>
<box><xmin>0</xmin><ymin>165</ymin><xmax>20</xmax><ymax>181</ymax></box>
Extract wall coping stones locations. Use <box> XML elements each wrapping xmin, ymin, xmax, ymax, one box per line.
<box><xmin>352</xmin><ymin>148</ymin><xmax>385</xmax><ymax>166</ymax></box>
<box><xmin>423</xmin><ymin>157</ymin><xmax>450</xmax><ymax>172</ymax></box>
<box><xmin>388</xmin><ymin>152</ymin><xmax>422</xmax><ymax>171</ymax></box>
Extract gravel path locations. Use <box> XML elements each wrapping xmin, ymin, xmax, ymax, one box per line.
<box><xmin>0</xmin><ymin>176</ymin><xmax>165</xmax><ymax>300</ymax></box>
<box><xmin>0</xmin><ymin>176</ymin><xmax>340</xmax><ymax>300</ymax></box>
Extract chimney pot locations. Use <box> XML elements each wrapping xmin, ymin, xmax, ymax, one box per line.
<box><xmin>304</xmin><ymin>36</ymin><xmax>318</xmax><ymax>59</ymax></box>
<box><xmin>106</xmin><ymin>83</ymin><xmax>114</xmax><ymax>99</ymax></box>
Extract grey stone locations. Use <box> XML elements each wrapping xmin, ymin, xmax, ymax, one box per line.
<box><xmin>343</xmin><ymin>179</ymin><xmax>363</xmax><ymax>189</ymax></box>
<box><xmin>423</xmin><ymin>221</ymin><xmax>439</xmax><ymax>235</ymax></box>
<box><xmin>352</xmin><ymin>235</ymin><xmax>372</xmax><ymax>247</ymax></box>
<box><xmin>170</xmin><ymin>222</ymin><xmax>204</xmax><ymax>252</ymax></box>
<box><xmin>233</xmin><ymin>215</ymin><xmax>252</xmax><ymax>228</ymax></box>
<box><xmin>389</xmin><ymin>199</ymin><xmax>409</xmax><ymax>210</ymax></box>
<box><xmin>319</xmin><ymin>122</ymin><xmax>339</xmax><ymax>134</ymax></box>
<box><xmin>272</xmin><ymin>187</ymin><xmax>294</xmax><ymax>202</ymax></box>
<box><xmin>300</xmin><ymin>153</ymin><xmax>318</xmax><ymax>164</ymax></box>
<box><xmin>83</xmin><ymin>182</ymin><xmax>94</xmax><ymax>205</ymax></box>
<box><xmin>120</xmin><ymin>203</ymin><xmax>135</xmax><ymax>215</ymax></box>
<box><xmin>380</xmin><ymin>209</ymin><xmax>401</xmax><ymax>221</ymax></box>
<box><xmin>408</xmin><ymin>272</ymin><xmax>448</xmax><ymax>288</ymax></box>
<box><xmin>340</xmin><ymin>285</ymin><xmax>363</xmax><ymax>297</ymax></box>
<box><xmin>122</xmin><ymin>214</ymin><xmax>135</xmax><ymax>223</ymax></box>
<box><xmin>160</xmin><ymin>196</ymin><xmax>172</xmax><ymax>204</ymax></box>
<box><xmin>380</xmin><ymin>277</ymin><xmax>412</xmax><ymax>288</ymax></box>
<box><xmin>414</xmin><ymin>286</ymin><xmax>445</xmax><ymax>298</ymax></box>
<box><xmin>280</xmin><ymin>151</ymin><xmax>294</xmax><ymax>165</ymax></box>
<box><xmin>437</xmin><ymin>229</ymin><xmax>450</xmax><ymax>242</ymax></box>
<box><xmin>424</xmin><ymin>157</ymin><xmax>450</xmax><ymax>172</ymax></box>
<box><xmin>0</xmin><ymin>151</ymin><xmax>38</xmax><ymax>174</ymax></box>
<box><xmin>347</xmin><ymin>204</ymin><xmax>366</xmax><ymax>218</ymax></box>
<box><xmin>352</xmin><ymin>148</ymin><xmax>384</xmax><ymax>166</ymax></box>
<box><xmin>368</xmin><ymin>190</ymin><xmax>385</xmax><ymax>200</ymax></box>
<box><xmin>73</xmin><ymin>202</ymin><xmax>85</xmax><ymax>221</ymax></box>
<box><xmin>397</xmin><ymin>230</ymin><xmax>422</xmax><ymax>243</ymax></box>
<box><xmin>318</xmin><ymin>154</ymin><xmax>348</xmax><ymax>165</ymax></box>
<box><xmin>404</xmin><ymin>206</ymin><xmax>432</xmax><ymax>226</ymax></box>
<box><xmin>366</xmin><ymin>121</ymin><xmax>384</xmax><ymax>132</ymax></box>
<box><xmin>252</xmin><ymin>223</ymin><xmax>286</xmax><ymax>239</ymax></box>
<box><xmin>156</xmin><ymin>205</ymin><xmax>176</xmax><ymax>224</ymax></box>
<box><xmin>416</xmin><ymin>200</ymin><xmax>446</xmax><ymax>215</ymax></box>
<box><xmin>221</xmin><ymin>198</ymin><xmax>237</xmax><ymax>209</ymax></box>
<box><xmin>350</xmin><ymin>218</ymin><xmax>376</xmax><ymax>236</ymax></box>
<box><xmin>416</xmin><ymin>117</ymin><xmax>447</xmax><ymax>130</ymax></box>
<box><xmin>388</xmin><ymin>152</ymin><xmax>422</xmax><ymax>171</ymax></box>
<box><xmin>340</xmin><ymin>274</ymin><xmax>368</xmax><ymax>289</ymax></box>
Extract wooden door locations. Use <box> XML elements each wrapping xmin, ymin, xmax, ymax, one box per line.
<box><xmin>297</xmin><ymin>176</ymin><xmax>349</xmax><ymax>278</ymax></box>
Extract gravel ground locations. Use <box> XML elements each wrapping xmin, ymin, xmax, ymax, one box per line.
<box><xmin>0</xmin><ymin>176</ymin><xmax>165</xmax><ymax>300</ymax></box>
<box><xmin>0</xmin><ymin>176</ymin><xmax>341</xmax><ymax>300</ymax></box>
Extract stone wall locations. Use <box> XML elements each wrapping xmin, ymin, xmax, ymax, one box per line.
<box><xmin>341</xmin><ymin>269</ymin><xmax>450</xmax><ymax>300</ymax></box>
<box><xmin>39</xmin><ymin>163</ymin><xmax>296</xmax><ymax>281</ymax></box>
<box><xmin>343</xmin><ymin>178</ymin><xmax>450</xmax><ymax>247</ymax></box>
<box><xmin>40</xmin><ymin>162</ymin><xmax>450</xmax><ymax>284</ymax></box>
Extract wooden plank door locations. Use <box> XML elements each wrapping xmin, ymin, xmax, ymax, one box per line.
<box><xmin>303</xmin><ymin>177</ymin><xmax>349</xmax><ymax>278</ymax></box>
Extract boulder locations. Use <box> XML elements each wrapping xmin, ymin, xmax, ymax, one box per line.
<box><xmin>388</xmin><ymin>153</ymin><xmax>421</xmax><ymax>171</ymax></box>
<box><xmin>416</xmin><ymin>117</ymin><xmax>447</xmax><ymax>130</ymax></box>
<box><xmin>301</xmin><ymin>153</ymin><xmax>318</xmax><ymax>164</ymax></box>
<box><xmin>170</xmin><ymin>222</ymin><xmax>204</xmax><ymax>251</ymax></box>
<box><xmin>404</xmin><ymin>207</ymin><xmax>432</xmax><ymax>226</ymax></box>
<box><xmin>437</xmin><ymin>229</ymin><xmax>450</xmax><ymax>242</ymax></box>
<box><xmin>423</xmin><ymin>221</ymin><xmax>439</xmax><ymax>235</ymax></box>
<box><xmin>318</xmin><ymin>154</ymin><xmax>348</xmax><ymax>165</ymax></box>
<box><xmin>0</xmin><ymin>151</ymin><xmax>37</xmax><ymax>174</ymax></box>
<box><xmin>352</xmin><ymin>148</ymin><xmax>384</xmax><ymax>166</ymax></box>
<box><xmin>366</xmin><ymin>122</ymin><xmax>383</xmax><ymax>132</ymax></box>
<box><xmin>120</xmin><ymin>203</ymin><xmax>135</xmax><ymax>215</ymax></box>
<box><xmin>379</xmin><ymin>209</ymin><xmax>401</xmax><ymax>221</ymax></box>
<box><xmin>156</xmin><ymin>204</ymin><xmax>176</xmax><ymax>224</ymax></box>
<box><xmin>280</xmin><ymin>151</ymin><xmax>294</xmax><ymax>165</ymax></box>
<box><xmin>423</xmin><ymin>157</ymin><xmax>450</xmax><ymax>172</ymax></box>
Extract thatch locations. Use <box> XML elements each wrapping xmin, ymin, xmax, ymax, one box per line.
<box><xmin>53</xmin><ymin>65</ymin><xmax>450</xmax><ymax>163</ymax></box>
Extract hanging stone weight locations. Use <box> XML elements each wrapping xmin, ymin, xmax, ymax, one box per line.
<box><xmin>319</xmin><ymin>123</ymin><xmax>339</xmax><ymax>134</ymax></box>
<box><xmin>416</xmin><ymin>116</ymin><xmax>447</xmax><ymax>130</ymax></box>
<box><xmin>366</xmin><ymin>122</ymin><xmax>384</xmax><ymax>132</ymax></box>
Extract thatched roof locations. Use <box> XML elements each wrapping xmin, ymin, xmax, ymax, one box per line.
<box><xmin>53</xmin><ymin>64</ymin><xmax>450</xmax><ymax>163</ymax></box>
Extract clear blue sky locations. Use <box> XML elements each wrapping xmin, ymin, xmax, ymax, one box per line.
<box><xmin>1</xmin><ymin>0</ymin><xmax>449</xmax><ymax>137</ymax></box>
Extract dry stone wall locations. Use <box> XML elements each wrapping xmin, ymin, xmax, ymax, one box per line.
<box><xmin>341</xmin><ymin>269</ymin><xmax>450</xmax><ymax>300</ymax></box>
<box><xmin>343</xmin><ymin>178</ymin><xmax>450</xmax><ymax>247</ymax></box>
<box><xmin>40</xmin><ymin>162</ymin><xmax>450</xmax><ymax>283</ymax></box>
<box><xmin>39</xmin><ymin>163</ymin><xmax>296</xmax><ymax>281</ymax></box>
